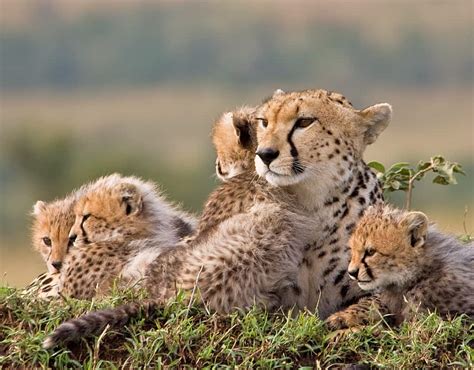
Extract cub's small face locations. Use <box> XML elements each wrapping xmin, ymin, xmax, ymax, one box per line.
<box><xmin>32</xmin><ymin>200</ymin><xmax>76</xmax><ymax>273</ymax></box>
<box><xmin>347</xmin><ymin>209</ymin><xmax>428</xmax><ymax>291</ymax></box>
<box><xmin>69</xmin><ymin>183</ymin><xmax>146</xmax><ymax>246</ymax></box>
<box><xmin>254</xmin><ymin>89</ymin><xmax>392</xmax><ymax>187</ymax></box>
<box><xmin>212</xmin><ymin>106</ymin><xmax>257</xmax><ymax>181</ymax></box>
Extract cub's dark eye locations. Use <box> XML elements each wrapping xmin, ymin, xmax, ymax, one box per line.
<box><xmin>42</xmin><ymin>237</ymin><xmax>52</xmax><ymax>247</ymax></box>
<box><xmin>256</xmin><ymin>118</ymin><xmax>268</xmax><ymax>128</ymax></box>
<box><xmin>83</xmin><ymin>214</ymin><xmax>91</xmax><ymax>221</ymax></box>
<box><xmin>365</xmin><ymin>248</ymin><xmax>375</xmax><ymax>257</ymax></box>
<box><xmin>295</xmin><ymin>117</ymin><xmax>316</xmax><ymax>129</ymax></box>
<box><xmin>68</xmin><ymin>234</ymin><xmax>77</xmax><ymax>247</ymax></box>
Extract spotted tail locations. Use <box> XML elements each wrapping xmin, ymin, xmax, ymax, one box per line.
<box><xmin>42</xmin><ymin>299</ymin><xmax>159</xmax><ymax>349</ymax></box>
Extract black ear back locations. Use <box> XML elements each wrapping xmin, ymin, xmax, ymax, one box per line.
<box><xmin>402</xmin><ymin>211</ymin><xmax>428</xmax><ymax>248</ymax></box>
<box><xmin>233</xmin><ymin>116</ymin><xmax>253</xmax><ymax>149</ymax></box>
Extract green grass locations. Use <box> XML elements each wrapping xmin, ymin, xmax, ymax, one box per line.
<box><xmin>1</xmin><ymin>287</ymin><xmax>472</xmax><ymax>368</ymax></box>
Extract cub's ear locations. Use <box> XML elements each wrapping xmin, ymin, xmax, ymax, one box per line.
<box><xmin>358</xmin><ymin>103</ymin><xmax>392</xmax><ymax>145</ymax></box>
<box><xmin>401</xmin><ymin>211</ymin><xmax>428</xmax><ymax>248</ymax></box>
<box><xmin>116</xmin><ymin>183</ymin><xmax>143</xmax><ymax>216</ymax></box>
<box><xmin>32</xmin><ymin>200</ymin><xmax>47</xmax><ymax>216</ymax></box>
<box><xmin>233</xmin><ymin>111</ymin><xmax>254</xmax><ymax>149</ymax></box>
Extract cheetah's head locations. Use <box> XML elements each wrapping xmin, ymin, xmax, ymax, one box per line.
<box><xmin>347</xmin><ymin>205</ymin><xmax>428</xmax><ymax>292</ymax></box>
<box><xmin>254</xmin><ymin>89</ymin><xmax>392</xmax><ymax>187</ymax></box>
<box><xmin>31</xmin><ymin>198</ymin><xmax>76</xmax><ymax>273</ymax></box>
<box><xmin>212</xmin><ymin>106</ymin><xmax>257</xmax><ymax>181</ymax></box>
<box><xmin>68</xmin><ymin>174</ymin><xmax>168</xmax><ymax>247</ymax></box>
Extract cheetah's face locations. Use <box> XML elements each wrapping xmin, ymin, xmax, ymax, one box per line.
<box><xmin>348</xmin><ymin>208</ymin><xmax>428</xmax><ymax>291</ymax></box>
<box><xmin>32</xmin><ymin>200</ymin><xmax>76</xmax><ymax>273</ymax></box>
<box><xmin>254</xmin><ymin>89</ymin><xmax>392</xmax><ymax>187</ymax></box>
<box><xmin>69</xmin><ymin>183</ymin><xmax>146</xmax><ymax>246</ymax></box>
<box><xmin>212</xmin><ymin>107</ymin><xmax>257</xmax><ymax>181</ymax></box>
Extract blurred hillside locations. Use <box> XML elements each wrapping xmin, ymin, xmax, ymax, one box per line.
<box><xmin>1</xmin><ymin>0</ymin><xmax>473</xmax><ymax>287</ymax></box>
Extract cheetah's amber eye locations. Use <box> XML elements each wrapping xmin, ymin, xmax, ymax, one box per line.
<box><xmin>256</xmin><ymin>118</ymin><xmax>268</xmax><ymax>129</ymax></box>
<box><xmin>294</xmin><ymin>117</ymin><xmax>317</xmax><ymax>129</ymax></box>
<box><xmin>42</xmin><ymin>237</ymin><xmax>52</xmax><ymax>247</ymax></box>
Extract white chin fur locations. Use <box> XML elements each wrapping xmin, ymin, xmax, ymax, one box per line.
<box><xmin>357</xmin><ymin>281</ymin><xmax>378</xmax><ymax>291</ymax></box>
<box><xmin>255</xmin><ymin>157</ymin><xmax>307</xmax><ymax>187</ymax></box>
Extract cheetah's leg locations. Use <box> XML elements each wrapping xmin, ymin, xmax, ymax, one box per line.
<box><xmin>325</xmin><ymin>294</ymin><xmax>392</xmax><ymax>330</ymax></box>
<box><xmin>22</xmin><ymin>272</ymin><xmax>61</xmax><ymax>299</ymax></box>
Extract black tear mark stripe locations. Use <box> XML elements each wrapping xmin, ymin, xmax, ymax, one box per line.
<box><xmin>362</xmin><ymin>260</ymin><xmax>374</xmax><ymax>280</ymax></box>
<box><xmin>80</xmin><ymin>217</ymin><xmax>90</xmax><ymax>244</ymax></box>
<box><xmin>287</xmin><ymin>122</ymin><xmax>305</xmax><ymax>175</ymax></box>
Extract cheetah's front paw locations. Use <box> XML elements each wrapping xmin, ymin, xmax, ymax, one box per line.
<box><xmin>326</xmin><ymin>310</ymin><xmax>366</xmax><ymax>330</ymax></box>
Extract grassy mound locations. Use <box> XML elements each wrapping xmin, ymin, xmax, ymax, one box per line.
<box><xmin>1</xmin><ymin>287</ymin><xmax>472</xmax><ymax>368</ymax></box>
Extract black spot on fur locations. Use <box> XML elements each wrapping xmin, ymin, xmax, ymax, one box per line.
<box><xmin>340</xmin><ymin>284</ymin><xmax>350</xmax><ymax>298</ymax></box>
<box><xmin>173</xmin><ymin>217</ymin><xmax>194</xmax><ymax>239</ymax></box>
<box><xmin>334</xmin><ymin>270</ymin><xmax>346</xmax><ymax>285</ymax></box>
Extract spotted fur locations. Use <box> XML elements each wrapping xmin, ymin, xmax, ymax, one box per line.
<box><xmin>44</xmin><ymin>88</ymin><xmax>391</xmax><ymax>348</ymax></box>
<box><xmin>22</xmin><ymin>272</ymin><xmax>61</xmax><ymax>299</ymax></box>
<box><xmin>57</xmin><ymin>174</ymin><xmax>197</xmax><ymax>299</ymax></box>
<box><xmin>212</xmin><ymin>106</ymin><xmax>257</xmax><ymax>181</ymax></box>
<box><xmin>254</xmin><ymin>89</ymin><xmax>391</xmax><ymax>317</ymax></box>
<box><xmin>31</xmin><ymin>194</ymin><xmax>81</xmax><ymax>274</ymax></box>
<box><xmin>326</xmin><ymin>205</ymin><xmax>474</xmax><ymax>329</ymax></box>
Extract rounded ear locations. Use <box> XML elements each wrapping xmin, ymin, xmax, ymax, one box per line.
<box><xmin>401</xmin><ymin>211</ymin><xmax>428</xmax><ymax>248</ymax></box>
<box><xmin>116</xmin><ymin>183</ymin><xmax>143</xmax><ymax>216</ymax></box>
<box><xmin>32</xmin><ymin>200</ymin><xmax>47</xmax><ymax>216</ymax></box>
<box><xmin>272</xmin><ymin>88</ymin><xmax>285</xmax><ymax>97</ymax></box>
<box><xmin>358</xmin><ymin>103</ymin><xmax>392</xmax><ymax>145</ymax></box>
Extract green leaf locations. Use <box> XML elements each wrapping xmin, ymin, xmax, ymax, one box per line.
<box><xmin>453</xmin><ymin>164</ymin><xmax>465</xmax><ymax>175</ymax></box>
<box><xmin>416</xmin><ymin>160</ymin><xmax>431</xmax><ymax>172</ymax></box>
<box><xmin>367</xmin><ymin>161</ymin><xmax>385</xmax><ymax>173</ymax></box>
<box><xmin>432</xmin><ymin>175</ymin><xmax>451</xmax><ymax>185</ymax></box>
<box><xmin>390</xmin><ymin>180</ymin><xmax>401</xmax><ymax>190</ymax></box>
<box><xmin>388</xmin><ymin>162</ymin><xmax>411</xmax><ymax>171</ymax></box>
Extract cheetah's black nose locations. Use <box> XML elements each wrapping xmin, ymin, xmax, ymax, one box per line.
<box><xmin>348</xmin><ymin>268</ymin><xmax>359</xmax><ymax>280</ymax></box>
<box><xmin>256</xmin><ymin>148</ymin><xmax>280</xmax><ymax>166</ymax></box>
<box><xmin>52</xmin><ymin>261</ymin><xmax>62</xmax><ymax>271</ymax></box>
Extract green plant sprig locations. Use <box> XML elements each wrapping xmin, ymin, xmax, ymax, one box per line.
<box><xmin>368</xmin><ymin>155</ymin><xmax>465</xmax><ymax>210</ymax></box>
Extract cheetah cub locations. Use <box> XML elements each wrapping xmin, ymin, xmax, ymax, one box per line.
<box><xmin>327</xmin><ymin>205</ymin><xmax>474</xmax><ymax>329</ymax></box>
<box><xmin>25</xmin><ymin>190</ymin><xmax>88</xmax><ymax>298</ymax></box>
<box><xmin>32</xmin><ymin>195</ymin><xmax>80</xmax><ymax>274</ymax></box>
<box><xmin>212</xmin><ymin>105</ymin><xmax>257</xmax><ymax>181</ymax></box>
<box><xmin>189</xmin><ymin>106</ymin><xmax>259</xmax><ymax>243</ymax></box>
<box><xmin>59</xmin><ymin>174</ymin><xmax>197</xmax><ymax>299</ymax></box>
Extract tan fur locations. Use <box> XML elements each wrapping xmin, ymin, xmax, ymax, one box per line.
<box><xmin>58</xmin><ymin>174</ymin><xmax>197</xmax><ymax>299</ymax></box>
<box><xmin>212</xmin><ymin>106</ymin><xmax>257</xmax><ymax>181</ymax></box>
<box><xmin>22</xmin><ymin>272</ymin><xmax>61</xmax><ymax>299</ymax></box>
<box><xmin>254</xmin><ymin>89</ymin><xmax>391</xmax><ymax>317</ymax></box>
<box><xmin>327</xmin><ymin>205</ymin><xmax>474</xmax><ymax>329</ymax></box>
<box><xmin>31</xmin><ymin>196</ymin><xmax>78</xmax><ymax>273</ymax></box>
<box><xmin>44</xmin><ymin>88</ymin><xmax>391</xmax><ymax>348</ymax></box>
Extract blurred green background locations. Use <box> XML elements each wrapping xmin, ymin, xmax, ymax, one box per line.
<box><xmin>1</xmin><ymin>0</ymin><xmax>473</xmax><ymax>287</ymax></box>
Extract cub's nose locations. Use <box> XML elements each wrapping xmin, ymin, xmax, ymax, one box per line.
<box><xmin>51</xmin><ymin>261</ymin><xmax>63</xmax><ymax>271</ymax></box>
<box><xmin>256</xmin><ymin>148</ymin><xmax>280</xmax><ymax>166</ymax></box>
<box><xmin>347</xmin><ymin>268</ymin><xmax>359</xmax><ymax>280</ymax></box>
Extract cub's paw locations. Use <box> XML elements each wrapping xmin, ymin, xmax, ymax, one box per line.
<box><xmin>326</xmin><ymin>310</ymin><xmax>366</xmax><ymax>330</ymax></box>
